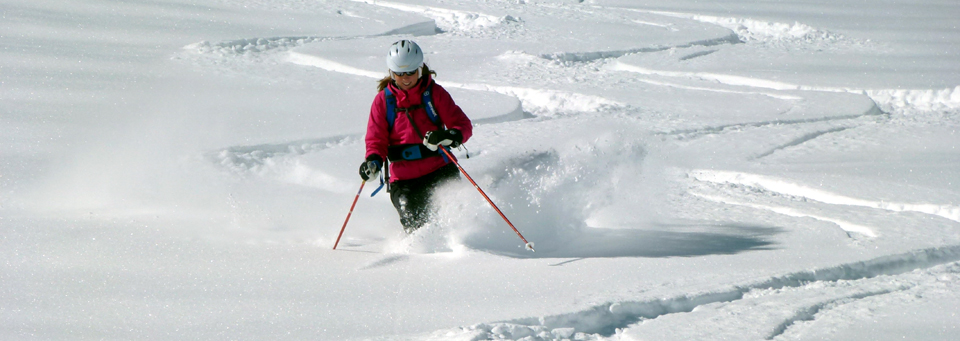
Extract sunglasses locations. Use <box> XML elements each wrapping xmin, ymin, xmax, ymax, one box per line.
<box><xmin>393</xmin><ymin>70</ymin><xmax>418</xmax><ymax>77</ymax></box>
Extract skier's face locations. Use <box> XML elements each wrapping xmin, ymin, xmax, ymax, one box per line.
<box><xmin>392</xmin><ymin>70</ymin><xmax>419</xmax><ymax>91</ymax></box>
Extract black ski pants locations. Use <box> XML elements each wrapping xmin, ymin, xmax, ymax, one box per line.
<box><xmin>389</xmin><ymin>162</ymin><xmax>460</xmax><ymax>232</ymax></box>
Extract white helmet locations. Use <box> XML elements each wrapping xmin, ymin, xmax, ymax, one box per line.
<box><xmin>386</xmin><ymin>40</ymin><xmax>424</xmax><ymax>73</ymax></box>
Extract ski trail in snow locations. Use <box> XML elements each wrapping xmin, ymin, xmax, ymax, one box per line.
<box><xmin>537</xmin><ymin>33</ymin><xmax>740</xmax><ymax>62</ymax></box>
<box><xmin>285</xmin><ymin>51</ymin><xmax>383</xmax><ymax>78</ymax></box>
<box><xmin>602</xmin><ymin>9</ymin><xmax>960</xmax><ymax>113</ymax></box>
<box><xmin>764</xmin><ymin>287</ymin><xmax>909</xmax><ymax>340</ymax></box>
<box><xmin>612</xmin><ymin>61</ymin><xmax>804</xmax><ymax>91</ymax></box>
<box><xmin>285</xmin><ymin>50</ymin><xmax>625</xmax><ymax>116</ymax></box>
<box><xmin>643</xmin><ymin>10</ymin><xmax>850</xmax><ymax>45</ymax></box>
<box><xmin>359</xmin><ymin>0</ymin><xmax>742</xmax><ymax>63</ymax></box>
<box><xmin>408</xmin><ymin>246</ymin><xmax>960</xmax><ymax>340</ymax></box>
<box><xmin>602</xmin><ymin>10</ymin><xmax>960</xmax><ymax>114</ymax></box>
<box><xmin>690</xmin><ymin>170</ymin><xmax>960</xmax><ymax>223</ymax></box>
<box><xmin>631</xmin><ymin>77</ymin><xmax>803</xmax><ymax>100</ymax></box>
<box><xmin>660</xmin><ymin>111</ymin><xmax>879</xmax><ymax>140</ymax></box>
<box><xmin>678</xmin><ymin>49</ymin><xmax>718</xmax><ymax>61</ymax></box>
<box><xmin>613</xmin><ymin>61</ymin><xmax>960</xmax><ymax>113</ymax></box>
<box><xmin>691</xmin><ymin>192</ymin><xmax>878</xmax><ymax>238</ymax></box>
<box><xmin>208</xmin><ymin>134</ymin><xmax>366</xmax><ymax>194</ymax></box>
<box><xmin>753</xmin><ymin>126</ymin><xmax>850</xmax><ymax>159</ymax></box>
<box><xmin>624</xmin><ymin>260</ymin><xmax>960</xmax><ymax>340</ymax></box>
<box><xmin>211</xmin><ymin>134</ymin><xmax>361</xmax><ymax>174</ymax></box>
<box><xmin>440</xmin><ymin>81</ymin><xmax>624</xmax><ymax>117</ymax></box>
<box><xmin>181</xmin><ymin>18</ymin><xmax>437</xmax><ymax>57</ymax></box>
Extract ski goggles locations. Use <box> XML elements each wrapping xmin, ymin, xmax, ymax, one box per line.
<box><xmin>392</xmin><ymin>69</ymin><xmax>418</xmax><ymax>77</ymax></box>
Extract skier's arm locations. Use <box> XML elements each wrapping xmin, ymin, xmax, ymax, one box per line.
<box><xmin>365</xmin><ymin>93</ymin><xmax>390</xmax><ymax>161</ymax></box>
<box><xmin>431</xmin><ymin>84</ymin><xmax>472</xmax><ymax>144</ymax></box>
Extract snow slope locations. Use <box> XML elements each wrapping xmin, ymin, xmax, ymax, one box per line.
<box><xmin>2</xmin><ymin>0</ymin><xmax>958</xmax><ymax>340</ymax></box>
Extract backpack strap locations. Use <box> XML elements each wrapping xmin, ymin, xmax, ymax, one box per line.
<box><xmin>420</xmin><ymin>86</ymin><xmax>449</xmax><ymax>163</ymax></box>
<box><xmin>384</xmin><ymin>87</ymin><xmax>398</xmax><ymax>132</ymax></box>
<box><xmin>422</xmin><ymin>88</ymin><xmax>442</xmax><ymax>129</ymax></box>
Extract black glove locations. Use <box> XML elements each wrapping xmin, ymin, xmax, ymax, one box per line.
<box><xmin>359</xmin><ymin>155</ymin><xmax>383</xmax><ymax>181</ymax></box>
<box><xmin>423</xmin><ymin>129</ymin><xmax>463</xmax><ymax>151</ymax></box>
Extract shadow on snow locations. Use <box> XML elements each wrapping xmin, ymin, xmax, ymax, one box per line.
<box><xmin>464</xmin><ymin>222</ymin><xmax>782</xmax><ymax>259</ymax></box>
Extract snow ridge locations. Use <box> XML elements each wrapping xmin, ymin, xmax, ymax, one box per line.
<box><xmin>690</xmin><ymin>170</ymin><xmax>960</xmax><ymax>223</ymax></box>
<box><xmin>442</xmin><ymin>82</ymin><xmax>625</xmax><ymax>117</ymax></box>
<box><xmin>181</xmin><ymin>22</ymin><xmax>436</xmax><ymax>56</ymax></box>
<box><xmin>631</xmin><ymin>77</ymin><xmax>803</xmax><ymax>100</ymax></box>
<box><xmin>209</xmin><ymin>135</ymin><xmax>363</xmax><ymax>194</ymax></box>
<box><xmin>286</xmin><ymin>51</ymin><xmax>383</xmax><ymax>78</ymax></box>
<box><xmin>661</xmin><ymin>111</ymin><xmax>879</xmax><ymax>140</ymax></box>
<box><xmin>645</xmin><ymin>10</ymin><xmax>852</xmax><ymax>46</ymax></box>
<box><xmin>867</xmin><ymin>86</ymin><xmax>960</xmax><ymax>112</ymax></box>
<box><xmin>539</xmin><ymin>33</ymin><xmax>740</xmax><ymax>62</ymax></box>
<box><xmin>285</xmin><ymin>50</ymin><xmax>623</xmax><ymax>117</ymax></box>
<box><xmin>613</xmin><ymin>61</ymin><xmax>960</xmax><ymax>114</ymax></box>
<box><xmin>184</xmin><ymin>37</ymin><xmax>331</xmax><ymax>56</ymax></box>
<box><xmin>691</xmin><ymin>192</ymin><xmax>878</xmax><ymax>238</ymax></box>
<box><xmin>351</xmin><ymin>0</ymin><xmax>523</xmax><ymax>38</ymax></box>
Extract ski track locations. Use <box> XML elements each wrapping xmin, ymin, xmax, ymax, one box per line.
<box><xmin>630</xmin><ymin>77</ymin><xmax>804</xmax><ymax>100</ymax></box>
<box><xmin>678</xmin><ymin>48</ymin><xmax>718</xmax><ymax>61</ymax></box>
<box><xmin>181</xmin><ymin>20</ymin><xmax>436</xmax><ymax>57</ymax></box>
<box><xmin>640</xmin><ymin>9</ymin><xmax>851</xmax><ymax>46</ymax></box>
<box><xmin>752</xmin><ymin>126</ymin><xmax>850</xmax><ymax>159</ymax></box>
<box><xmin>538</xmin><ymin>33</ymin><xmax>740</xmax><ymax>63</ymax></box>
<box><xmin>604</xmin><ymin>9</ymin><xmax>960</xmax><ymax>113</ymax></box>
<box><xmin>421</xmin><ymin>246</ymin><xmax>960</xmax><ymax>341</ymax></box>
<box><xmin>175</xmin><ymin>2</ymin><xmax>960</xmax><ymax>339</ymax></box>
<box><xmin>612</xmin><ymin>62</ymin><xmax>960</xmax><ymax>114</ymax></box>
<box><xmin>764</xmin><ymin>286</ymin><xmax>908</xmax><ymax>340</ymax></box>
<box><xmin>210</xmin><ymin>134</ymin><xmax>361</xmax><ymax>175</ymax></box>
<box><xmin>660</xmin><ymin>110</ymin><xmax>881</xmax><ymax>140</ymax></box>
<box><xmin>690</xmin><ymin>192</ymin><xmax>878</xmax><ymax>238</ymax></box>
<box><xmin>690</xmin><ymin>169</ymin><xmax>960</xmax><ymax>224</ymax></box>
<box><xmin>285</xmin><ymin>50</ymin><xmax>625</xmax><ymax>116</ymax></box>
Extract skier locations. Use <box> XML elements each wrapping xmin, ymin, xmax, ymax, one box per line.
<box><xmin>359</xmin><ymin>40</ymin><xmax>473</xmax><ymax>233</ymax></box>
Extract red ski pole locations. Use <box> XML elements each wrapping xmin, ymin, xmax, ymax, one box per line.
<box><xmin>439</xmin><ymin>147</ymin><xmax>534</xmax><ymax>252</ymax></box>
<box><xmin>333</xmin><ymin>180</ymin><xmax>365</xmax><ymax>250</ymax></box>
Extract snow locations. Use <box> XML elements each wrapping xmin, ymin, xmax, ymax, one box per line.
<box><xmin>2</xmin><ymin>0</ymin><xmax>959</xmax><ymax>340</ymax></box>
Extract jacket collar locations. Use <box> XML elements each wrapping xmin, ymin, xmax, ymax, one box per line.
<box><xmin>388</xmin><ymin>75</ymin><xmax>433</xmax><ymax>108</ymax></box>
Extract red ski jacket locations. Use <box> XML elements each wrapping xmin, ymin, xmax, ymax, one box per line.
<box><xmin>365</xmin><ymin>75</ymin><xmax>473</xmax><ymax>182</ymax></box>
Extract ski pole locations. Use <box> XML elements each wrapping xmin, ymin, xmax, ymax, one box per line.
<box><xmin>333</xmin><ymin>180</ymin><xmax>365</xmax><ymax>250</ymax></box>
<box><xmin>439</xmin><ymin>147</ymin><xmax>535</xmax><ymax>252</ymax></box>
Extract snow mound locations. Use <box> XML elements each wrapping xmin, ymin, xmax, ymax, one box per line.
<box><xmin>650</xmin><ymin>11</ymin><xmax>852</xmax><ymax>46</ymax></box>
<box><xmin>693</xmin><ymin>16</ymin><xmax>844</xmax><ymax>44</ymax></box>
<box><xmin>184</xmin><ymin>37</ymin><xmax>328</xmax><ymax>56</ymax></box>
<box><xmin>211</xmin><ymin>135</ymin><xmax>359</xmax><ymax>176</ymax></box>
<box><xmin>866</xmin><ymin>86</ymin><xmax>960</xmax><ymax>112</ymax></box>
<box><xmin>181</xmin><ymin>22</ymin><xmax>436</xmax><ymax>56</ymax></box>
<box><xmin>353</xmin><ymin>0</ymin><xmax>524</xmax><ymax>38</ymax></box>
<box><xmin>442</xmin><ymin>82</ymin><xmax>625</xmax><ymax>117</ymax></box>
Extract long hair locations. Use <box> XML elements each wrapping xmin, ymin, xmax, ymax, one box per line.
<box><xmin>377</xmin><ymin>64</ymin><xmax>437</xmax><ymax>92</ymax></box>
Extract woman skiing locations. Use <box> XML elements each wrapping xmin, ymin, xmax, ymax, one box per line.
<box><xmin>359</xmin><ymin>40</ymin><xmax>473</xmax><ymax>233</ymax></box>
